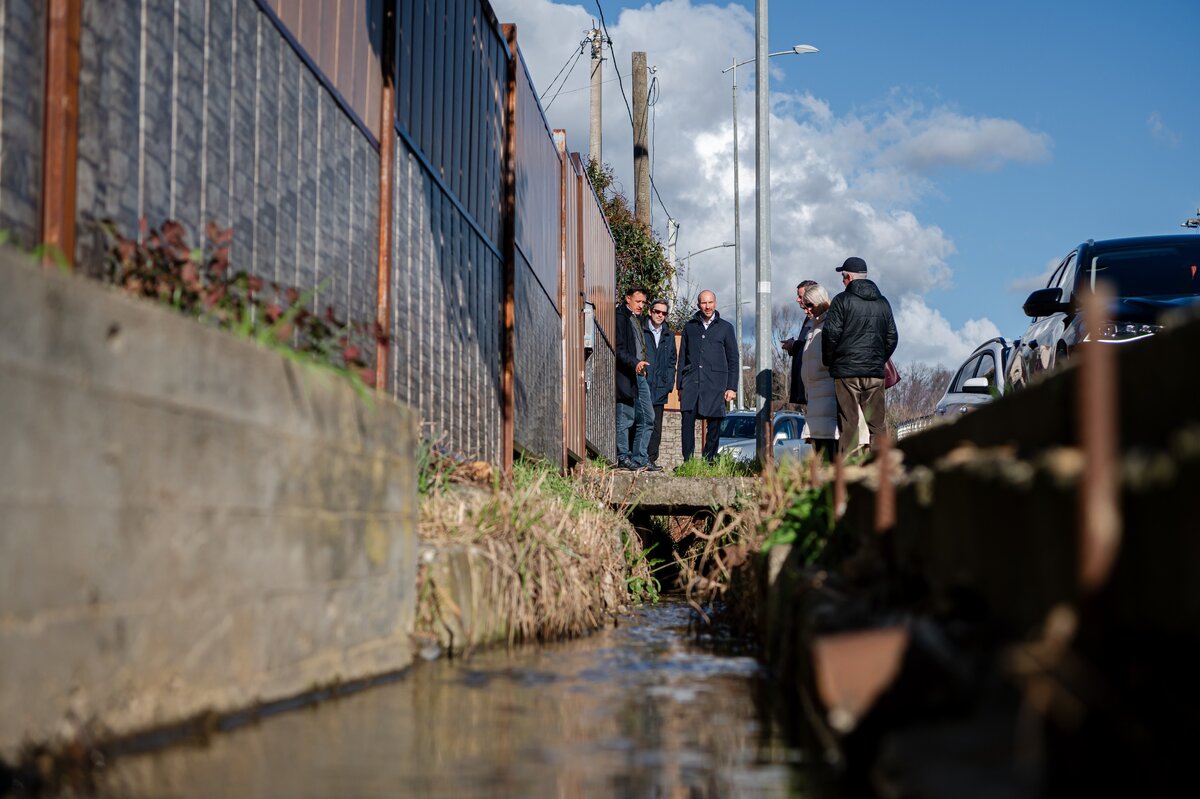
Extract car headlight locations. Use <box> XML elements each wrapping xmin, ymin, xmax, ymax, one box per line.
<box><xmin>1090</xmin><ymin>322</ymin><xmax>1162</xmax><ymax>342</ymax></box>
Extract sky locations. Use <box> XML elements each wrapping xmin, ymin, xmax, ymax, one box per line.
<box><xmin>490</xmin><ymin>0</ymin><xmax>1200</xmax><ymax>368</ymax></box>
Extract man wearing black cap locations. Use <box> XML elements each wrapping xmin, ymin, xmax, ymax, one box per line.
<box><xmin>822</xmin><ymin>257</ymin><xmax>898</xmax><ymax>455</ymax></box>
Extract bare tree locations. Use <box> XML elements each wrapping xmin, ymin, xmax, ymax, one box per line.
<box><xmin>885</xmin><ymin>361</ymin><xmax>953</xmax><ymax>435</ymax></box>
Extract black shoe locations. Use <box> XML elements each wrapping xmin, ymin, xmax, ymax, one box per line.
<box><xmin>616</xmin><ymin>459</ymin><xmax>635</xmax><ymax>471</ymax></box>
<box><xmin>644</xmin><ymin>463</ymin><xmax>664</xmax><ymax>473</ymax></box>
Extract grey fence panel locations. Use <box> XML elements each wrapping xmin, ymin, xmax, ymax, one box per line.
<box><xmin>75</xmin><ymin>0</ymin><xmax>141</xmax><ymax>266</ymax></box>
<box><xmin>587</xmin><ymin>330</ymin><xmax>616</xmax><ymax>464</ymax></box>
<box><xmin>253</xmin><ymin>17</ymin><xmax>281</xmax><ymax>283</ymax></box>
<box><xmin>0</xmin><ymin>0</ymin><xmax>44</xmax><ymax>246</ymax></box>
<box><xmin>514</xmin><ymin>254</ymin><xmax>564</xmax><ymax>464</ymax></box>
<box><xmin>171</xmin><ymin>0</ymin><xmax>206</xmax><ymax>230</ymax></box>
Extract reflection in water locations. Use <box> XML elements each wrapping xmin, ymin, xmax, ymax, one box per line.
<box><xmin>84</xmin><ymin>601</ymin><xmax>825</xmax><ymax>798</ymax></box>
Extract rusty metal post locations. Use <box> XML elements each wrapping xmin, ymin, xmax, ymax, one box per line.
<box><xmin>555</xmin><ymin>129</ymin><xmax>569</xmax><ymax>473</ymax></box>
<box><xmin>874</xmin><ymin>433</ymin><xmax>895</xmax><ymax>534</ymax></box>
<box><xmin>41</xmin><ymin>0</ymin><xmax>83</xmax><ymax>265</ymax></box>
<box><xmin>500</xmin><ymin>25</ymin><xmax>519</xmax><ymax>481</ymax></box>
<box><xmin>809</xmin><ymin>450</ymin><xmax>821</xmax><ymax>487</ymax></box>
<box><xmin>374</xmin><ymin>0</ymin><xmax>397</xmax><ymax>392</ymax></box>
<box><xmin>1078</xmin><ymin>286</ymin><xmax>1120</xmax><ymax>593</ymax></box>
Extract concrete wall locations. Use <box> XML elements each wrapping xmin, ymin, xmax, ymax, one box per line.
<box><xmin>0</xmin><ymin>250</ymin><xmax>418</xmax><ymax>758</ymax></box>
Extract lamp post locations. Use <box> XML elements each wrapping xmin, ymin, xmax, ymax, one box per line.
<box><xmin>723</xmin><ymin>43</ymin><xmax>817</xmax><ymax>412</ymax></box>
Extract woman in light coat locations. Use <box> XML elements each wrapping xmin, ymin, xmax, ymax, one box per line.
<box><xmin>799</xmin><ymin>284</ymin><xmax>868</xmax><ymax>460</ymax></box>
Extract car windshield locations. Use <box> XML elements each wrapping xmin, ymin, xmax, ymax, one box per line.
<box><xmin>1078</xmin><ymin>243</ymin><xmax>1200</xmax><ymax>297</ymax></box>
<box><xmin>719</xmin><ymin>416</ymin><xmax>756</xmax><ymax>438</ymax></box>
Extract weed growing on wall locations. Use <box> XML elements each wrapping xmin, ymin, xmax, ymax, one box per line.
<box><xmin>99</xmin><ymin>219</ymin><xmax>383</xmax><ymax>388</ymax></box>
<box><xmin>585</xmin><ymin>158</ymin><xmax>675</xmax><ymax>310</ymax></box>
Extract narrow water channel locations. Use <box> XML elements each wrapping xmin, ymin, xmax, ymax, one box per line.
<box><xmin>73</xmin><ymin>600</ymin><xmax>830</xmax><ymax>798</ymax></box>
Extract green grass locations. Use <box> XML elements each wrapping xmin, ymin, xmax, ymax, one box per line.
<box><xmin>672</xmin><ymin>453</ymin><xmax>759</xmax><ymax>477</ymax></box>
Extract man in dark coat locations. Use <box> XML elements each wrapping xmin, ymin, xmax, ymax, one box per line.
<box><xmin>676</xmin><ymin>290</ymin><xmax>739</xmax><ymax>462</ymax></box>
<box><xmin>642</xmin><ymin>298</ymin><xmax>677</xmax><ymax>468</ymax></box>
<box><xmin>822</xmin><ymin>257</ymin><xmax>898</xmax><ymax>455</ymax></box>
<box><xmin>780</xmin><ymin>279</ymin><xmax>818</xmax><ymax>408</ymax></box>
<box><xmin>615</xmin><ymin>285</ymin><xmax>656</xmax><ymax>470</ymax></box>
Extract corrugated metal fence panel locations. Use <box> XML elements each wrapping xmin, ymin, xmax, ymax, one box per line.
<box><xmin>578</xmin><ymin>158</ymin><xmax>617</xmax><ymax>463</ymax></box>
<box><xmin>562</xmin><ymin>147</ymin><xmax>585</xmax><ymax>461</ymax></box>
<box><xmin>392</xmin><ymin>142</ymin><xmax>501</xmax><ymax>463</ymax></box>
<box><xmin>513</xmin><ymin>54</ymin><xmax>560</xmax><ymax>312</ymax></box>
<box><xmin>510</xmin><ymin>43</ymin><xmax>562</xmax><ymax>465</ymax></box>
<box><xmin>0</xmin><ymin>0</ymin><xmax>45</xmax><ymax>247</ymax></box>
<box><xmin>393</xmin><ymin>0</ymin><xmax>507</xmax><ymax>463</ymax></box>
<box><xmin>581</xmin><ymin>178</ymin><xmax>615</xmax><ymax>347</ymax></box>
<box><xmin>265</xmin><ymin>0</ymin><xmax>382</xmax><ymax>139</ymax></box>
<box><xmin>513</xmin><ymin>248</ymin><xmax>563</xmax><ymax>464</ymax></box>
<box><xmin>73</xmin><ymin>0</ymin><xmax>379</xmax><ymax>357</ymax></box>
<box><xmin>397</xmin><ymin>0</ymin><xmax>505</xmax><ymax>246</ymax></box>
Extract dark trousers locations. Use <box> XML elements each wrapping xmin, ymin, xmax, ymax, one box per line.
<box><xmin>834</xmin><ymin>376</ymin><xmax>886</xmax><ymax>454</ymax></box>
<box><xmin>681</xmin><ymin>410</ymin><xmax>721</xmax><ymax>462</ymax></box>
<box><xmin>648</xmin><ymin>404</ymin><xmax>665</xmax><ymax>464</ymax></box>
<box><xmin>811</xmin><ymin>437</ymin><xmax>838</xmax><ymax>462</ymax></box>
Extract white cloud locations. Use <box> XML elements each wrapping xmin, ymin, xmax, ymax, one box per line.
<box><xmin>491</xmin><ymin>0</ymin><xmax>1049</xmax><ymax>367</ymax></box>
<box><xmin>1147</xmin><ymin>111</ymin><xmax>1182</xmax><ymax>147</ymax></box>
<box><xmin>892</xmin><ymin>295</ymin><xmax>1001</xmax><ymax>369</ymax></box>
<box><xmin>1007</xmin><ymin>255</ymin><xmax>1061</xmax><ymax>293</ymax></box>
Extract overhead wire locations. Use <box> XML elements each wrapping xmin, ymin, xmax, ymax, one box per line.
<box><xmin>544</xmin><ymin>45</ymin><xmax>585</xmax><ymax>110</ymax></box>
<box><xmin>594</xmin><ymin>1</ymin><xmax>675</xmax><ymax>227</ymax></box>
<box><xmin>538</xmin><ymin>39</ymin><xmax>586</xmax><ymax>105</ymax></box>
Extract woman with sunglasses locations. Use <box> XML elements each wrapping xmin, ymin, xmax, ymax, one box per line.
<box><xmin>799</xmin><ymin>284</ymin><xmax>868</xmax><ymax>460</ymax></box>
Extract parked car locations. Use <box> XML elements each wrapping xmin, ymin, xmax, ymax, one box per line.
<box><xmin>1013</xmin><ymin>235</ymin><xmax>1200</xmax><ymax>384</ymax></box>
<box><xmin>716</xmin><ymin>410</ymin><xmax>811</xmax><ymax>462</ymax></box>
<box><xmin>935</xmin><ymin>337</ymin><xmax>1012</xmax><ymax>419</ymax></box>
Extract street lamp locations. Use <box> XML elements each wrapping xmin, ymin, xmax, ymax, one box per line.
<box><xmin>723</xmin><ymin>43</ymin><xmax>817</xmax><ymax>411</ymax></box>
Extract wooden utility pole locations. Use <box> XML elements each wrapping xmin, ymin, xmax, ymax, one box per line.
<box><xmin>589</xmin><ymin>27</ymin><xmax>604</xmax><ymax>166</ymax></box>
<box><xmin>632</xmin><ymin>51</ymin><xmax>650</xmax><ymax>227</ymax></box>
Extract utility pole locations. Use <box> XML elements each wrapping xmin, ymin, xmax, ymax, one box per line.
<box><xmin>730</xmin><ymin>57</ymin><xmax>744</xmax><ymax>409</ymax></box>
<box><xmin>667</xmin><ymin>218</ymin><xmax>679</xmax><ymax>296</ymax></box>
<box><xmin>632</xmin><ymin>51</ymin><xmax>650</xmax><ymax>227</ymax></box>
<box><xmin>754</xmin><ymin>0</ymin><xmax>773</xmax><ymax>466</ymax></box>
<box><xmin>588</xmin><ymin>26</ymin><xmax>605</xmax><ymax>166</ymax></box>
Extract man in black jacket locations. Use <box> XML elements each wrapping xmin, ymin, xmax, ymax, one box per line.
<box><xmin>677</xmin><ymin>290</ymin><xmax>739</xmax><ymax>462</ymax></box>
<box><xmin>822</xmin><ymin>257</ymin><xmax>898</xmax><ymax>455</ymax></box>
<box><xmin>643</xmin><ymin>298</ymin><xmax>677</xmax><ymax>469</ymax></box>
<box><xmin>615</xmin><ymin>286</ymin><xmax>656</xmax><ymax>470</ymax></box>
<box><xmin>781</xmin><ymin>279</ymin><xmax>818</xmax><ymax>408</ymax></box>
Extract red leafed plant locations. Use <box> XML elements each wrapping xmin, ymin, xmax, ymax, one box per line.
<box><xmin>100</xmin><ymin>218</ymin><xmax>385</xmax><ymax>388</ymax></box>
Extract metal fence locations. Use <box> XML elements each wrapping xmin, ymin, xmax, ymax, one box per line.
<box><xmin>0</xmin><ymin>0</ymin><xmax>617</xmax><ymax>472</ymax></box>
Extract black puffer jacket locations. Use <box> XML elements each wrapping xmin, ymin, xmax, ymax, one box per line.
<box><xmin>821</xmin><ymin>278</ymin><xmax>898</xmax><ymax>379</ymax></box>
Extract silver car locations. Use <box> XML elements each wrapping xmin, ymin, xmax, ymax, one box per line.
<box><xmin>716</xmin><ymin>410</ymin><xmax>812</xmax><ymax>462</ymax></box>
<box><xmin>934</xmin><ymin>337</ymin><xmax>1011</xmax><ymax>419</ymax></box>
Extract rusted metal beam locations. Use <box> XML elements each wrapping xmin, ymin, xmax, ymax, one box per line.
<box><xmin>41</xmin><ymin>0</ymin><xmax>83</xmax><ymax>265</ymax></box>
<box><xmin>874</xmin><ymin>432</ymin><xmax>895</xmax><ymax>534</ymax></box>
<box><xmin>374</xmin><ymin>0</ymin><xmax>397</xmax><ymax>392</ymax></box>
<box><xmin>1077</xmin><ymin>287</ymin><xmax>1120</xmax><ymax>593</ymax></box>
<box><xmin>556</xmin><ymin>129</ymin><xmax>569</xmax><ymax>473</ymax></box>
<box><xmin>500</xmin><ymin>24</ymin><xmax>518</xmax><ymax>480</ymax></box>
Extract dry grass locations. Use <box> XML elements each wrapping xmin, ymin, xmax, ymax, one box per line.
<box><xmin>676</xmin><ymin>456</ymin><xmax>834</xmax><ymax>626</ymax></box>
<box><xmin>417</xmin><ymin>457</ymin><xmax>656</xmax><ymax>647</ymax></box>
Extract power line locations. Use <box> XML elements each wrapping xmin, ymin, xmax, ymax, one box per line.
<box><xmin>544</xmin><ymin>46</ymin><xmax>585</xmax><ymax>109</ymax></box>
<box><xmin>538</xmin><ymin>43</ymin><xmax>581</xmax><ymax>103</ymax></box>
<box><xmin>594</xmin><ymin>1</ymin><xmax>675</xmax><ymax>225</ymax></box>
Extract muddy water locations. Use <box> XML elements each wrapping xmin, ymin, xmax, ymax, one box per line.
<box><xmin>81</xmin><ymin>601</ymin><xmax>827</xmax><ymax>798</ymax></box>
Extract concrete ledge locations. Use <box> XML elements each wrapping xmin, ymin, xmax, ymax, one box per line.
<box><xmin>0</xmin><ymin>252</ymin><xmax>418</xmax><ymax>757</ymax></box>
<box><xmin>601</xmin><ymin>474</ymin><xmax>756</xmax><ymax>515</ymax></box>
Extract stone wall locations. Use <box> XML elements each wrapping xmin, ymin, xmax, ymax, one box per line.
<box><xmin>0</xmin><ymin>252</ymin><xmax>418</xmax><ymax>758</ymax></box>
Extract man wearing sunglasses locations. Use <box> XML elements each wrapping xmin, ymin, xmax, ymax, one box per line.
<box><xmin>642</xmin><ymin>299</ymin><xmax>676</xmax><ymax>470</ymax></box>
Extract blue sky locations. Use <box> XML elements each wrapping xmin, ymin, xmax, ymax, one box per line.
<box><xmin>492</xmin><ymin>0</ymin><xmax>1200</xmax><ymax>366</ymax></box>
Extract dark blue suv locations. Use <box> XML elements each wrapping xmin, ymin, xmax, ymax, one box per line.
<box><xmin>1011</xmin><ymin>234</ymin><xmax>1200</xmax><ymax>385</ymax></box>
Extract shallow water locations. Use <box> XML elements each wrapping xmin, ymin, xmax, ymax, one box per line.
<box><xmin>77</xmin><ymin>600</ymin><xmax>827</xmax><ymax>798</ymax></box>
